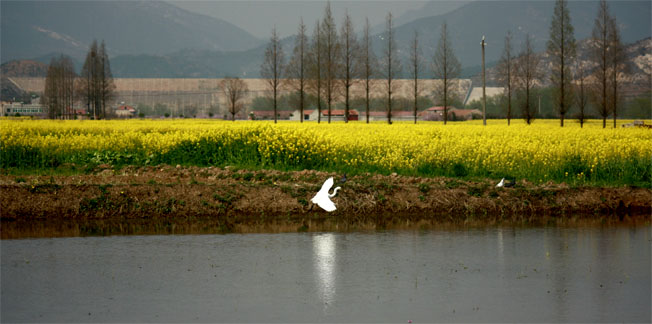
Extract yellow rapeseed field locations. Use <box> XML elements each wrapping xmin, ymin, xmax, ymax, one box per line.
<box><xmin>1</xmin><ymin>118</ymin><xmax>650</xmax><ymax>185</ymax></box>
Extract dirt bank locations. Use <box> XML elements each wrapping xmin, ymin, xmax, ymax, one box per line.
<box><xmin>1</xmin><ymin>166</ymin><xmax>650</xmax><ymax>238</ymax></box>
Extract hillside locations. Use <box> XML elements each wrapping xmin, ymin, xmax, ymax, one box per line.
<box><xmin>0</xmin><ymin>0</ymin><xmax>263</xmax><ymax>63</ymax></box>
<box><xmin>3</xmin><ymin>0</ymin><xmax>649</xmax><ymax>79</ymax></box>
<box><xmin>0</xmin><ymin>60</ymin><xmax>48</xmax><ymax>101</ymax></box>
<box><xmin>369</xmin><ymin>0</ymin><xmax>470</xmax><ymax>34</ymax></box>
<box><xmin>110</xmin><ymin>47</ymin><xmax>264</xmax><ymax>78</ymax></box>
<box><xmin>0</xmin><ymin>60</ymin><xmax>48</xmax><ymax>77</ymax></box>
<box><xmin>477</xmin><ymin>37</ymin><xmax>652</xmax><ymax>96</ymax></box>
<box><xmin>107</xmin><ymin>0</ymin><xmax>649</xmax><ymax>78</ymax></box>
<box><xmin>386</xmin><ymin>0</ymin><xmax>651</xmax><ymax>68</ymax></box>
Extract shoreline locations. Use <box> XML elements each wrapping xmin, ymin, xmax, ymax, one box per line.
<box><xmin>1</xmin><ymin>166</ymin><xmax>650</xmax><ymax>238</ymax></box>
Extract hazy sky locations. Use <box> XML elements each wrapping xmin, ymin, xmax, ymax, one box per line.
<box><xmin>168</xmin><ymin>1</ymin><xmax>429</xmax><ymax>39</ymax></box>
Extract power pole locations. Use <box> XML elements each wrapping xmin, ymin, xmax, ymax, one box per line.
<box><xmin>481</xmin><ymin>35</ymin><xmax>487</xmax><ymax>126</ymax></box>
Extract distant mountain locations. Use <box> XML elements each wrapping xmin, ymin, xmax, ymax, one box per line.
<box><xmin>8</xmin><ymin>0</ymin><xmax>647</xmax><ymax>79</ymax></box>
<box><xmin>370</xmin><ymin>0</ymin><xmax>470</xmax><ymax>34</ymax></box>
<box><xmin>1</xmin><ymin>60</ymin><xmax>48</xmax><ymax>77</ymax></box>
<box><xmin>110</xmin><ymin>34</ymin><xmax>297</xmax><ymax>78</ymax></box>
<box><xmin>0</xmin><ymin>0</ymin><xmax>263</xmax><ymax>63</ymax></box>
<box><xmin>110</xmin><ymin>47</ymin><xmax>264</xmax><ymax>78</ymax></box>
<box><xmin>384</xmin><ymin>0</ymin><xmax>651</xmax><ymax>68</ymax></box>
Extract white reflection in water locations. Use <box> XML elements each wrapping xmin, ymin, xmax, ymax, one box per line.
<box><xmin>497</xmin><ymin>227</ymin><xmax>504</xmax><ymax>267</ymax></box>
<box><xmin>312</xmin><ymin>233</ymin><xmax>336</xmax><ymax>310</ymax></box>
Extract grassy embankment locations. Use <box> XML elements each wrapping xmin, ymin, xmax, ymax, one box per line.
<box><xmin>1</xmin><ymin>119</ymin><xmax>650</xmax><ymax>236</ymax></box>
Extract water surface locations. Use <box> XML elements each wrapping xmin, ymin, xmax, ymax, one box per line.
<box><xmin>2</xmin><ymin>226</ymin><xmax>650</xmax><ymax>322</ymax></box>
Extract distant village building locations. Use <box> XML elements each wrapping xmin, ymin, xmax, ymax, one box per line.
<box><xmin>464</xmin><ymin>87</ymin><xmax>504</xmax><ymax>105</ymax></box>
<box><xmin>73</xmin><ymin>109</ymin><xmax>89</xmax><ymax>119</ymax></box>
<box><xmin>115</xmin><ymin>104</ymin><xmax>137</xmax><ymax>118</ymax></box>
<box><xmin>390</xmin><ymin>110</ymin><xmax>416</xmax><ymax>121</ymax></box>
<box><xmin>2</xmin><ymin>102</ymin><xmax>45</xmax><ymax>116</ymax></box>
<box><xmin>419</xmin><ymin>107</ymin><xmax>483</xmax><ymax>121</ymax></box>
<box><xmin>419</xmin><ymin>106</ymin><xmax>449</xmax><ymax>121</ymax></box>
<box><xmin>248</xmin><ymin>110</ymin><xmax>293</xmax><ymax>120</ymax></box>
<box><xmin>320</xmin><ymin>109</ymin><xmax>359</xmax><ymax>121</ymax></box>
<box><xmin>359</xmin><ymin>111</ymin><xmax>386</xmax><ymax>122</ymax></box>
<box><xmin>449</xmin><ymin>108</ymin><xmax>483</xmax><ymax>121</ymax></box>
<box><xmin>289</xmin><ymin>109</ymin><xmax>316</xmax><ymax>121</ymax></box>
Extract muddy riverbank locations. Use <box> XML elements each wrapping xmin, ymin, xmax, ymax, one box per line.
<box><xmin>1</xmin><ymin>166</ymin><xmax>650</xmax><ymax>238</ymax></box>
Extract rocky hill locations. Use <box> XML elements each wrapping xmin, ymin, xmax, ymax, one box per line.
<box><xmin>0</xmin><ymin>60</ymin><xmax>48</xmax><ymax>77</ymax></box>
<box><xmin>387</xmin><ymin>0</ymin><xmax>650</xmax><ymax>68</ymax></box>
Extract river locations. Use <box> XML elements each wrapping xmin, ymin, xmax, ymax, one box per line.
<box><xmin>1</xmin><ymin>226</ymin><xmax>650</xmax><ymax>322</ymax></box>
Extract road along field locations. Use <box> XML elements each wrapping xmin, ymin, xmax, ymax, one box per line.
<box><xmin>1</xmin><ymin>119</ymin><xmax>650</xmax><ymax>186</ymax></box>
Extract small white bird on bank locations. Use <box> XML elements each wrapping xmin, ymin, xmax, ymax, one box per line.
<box><xmin>311</xmin><ymin>177</ymin><xmax>341</xmax><ymax>212</ymax></box>
<box><xmin>496</xmin><ymin>177</ymin><xmax>516</xmax><ymax>188</ymax></box>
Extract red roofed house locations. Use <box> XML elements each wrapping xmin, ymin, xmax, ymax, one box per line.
<box><xmin>320</xmin><ymin>109</ymin><xmax>359</xmax><ymax>121</ymax></box>
<box><xmin>74</xmin><ymin>109</ymin><xmax>89</xmax><ymax>119</ymax></box>
<box><xmin>115</xmin><ymin>104</ymin><xmax>137</xmax><ymax>118</ymax></box>
<box><xmin>419</xmin><ymin>106</ymin><xmax>450</xmax><ymax>121</ymax></box>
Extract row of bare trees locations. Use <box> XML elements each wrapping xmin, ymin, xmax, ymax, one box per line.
<box><xmin>497</xmin><ymin>0</ymin><xmax>626</xmax><ymax>127</ymax></box>
<box><xmin>260</xmin><ymin>2</ymin><xmax>463</xmax><ymax>125</ymax></box>
<box><xmin>43</xmin><ymin>56</ymin><xmax>76</xmax><ymax>119</ymax></box>
<box><xmin>42</xmin><ymin>40</ymin><xmax>115</xmax><ymax>119</ymax></box>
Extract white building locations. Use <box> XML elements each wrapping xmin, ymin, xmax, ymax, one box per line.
<box><xmin>2</xmin><ymin>102</ymin><xmax>45</xmax><ymax>116</ymax></box>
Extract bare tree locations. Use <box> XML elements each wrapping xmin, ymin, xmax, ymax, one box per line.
<box><xmin>383</xmin><ymin>12</ymin><xmax>401</xmax><ymax>124</ymax></box>
<box><xmin>547</xmin><ymin>0</ymin><xmax>576</xmax><ymax>127</ymax></box>
<box><xmin>61</xmin><ymin>56</ymin><xmax>76</xmax><ymax>119</ymax></box>
<box><xmin>409</xmin><ymin>30</ymin><xmax>423</xmax><ymax>124</ymax></box>
<box><xmin>432</xmin><ymin>22</ymin><xmax>461</xmax><ymax>125</ymax></box>
<box><xmin>515</xmin><ymin>34</ymin><xmax>541</xmax><ymax>125</ymax></box>
<box><xmin>608</xmin><ymin>16</ymin><xmax>626</xmax><ymax>128</ymax></box>
<box><xmin>574</xmin><ymin>59</ymin><xmax>589</xmax><ymax>128</ymax></box>
<box><xmin>360</xmin><ymin>17</ymin><xmax>377</xmax><ymax>124</ymax></box>
<box><xmin>287</xmin><ymin>18</ymin><xmax>308</xmax><ymax>122</ymax></box>
<box><xmin>591</xmin><ymin>0</ymin><xmax>611</xmax><ymax>128</ymax></box>
<box><xmin>340</xmin><ymin>11</ymin><xmax>359</xmax><ymax>123</ymax></box>
<box><xmin>43</xmin><ymin>56</ymin><xmax>76</xmax><ymax>119</ymax></box>
<box><xmin>261</xmin><ymin>26</ymin><xmax>285</xmax><ymax>124</ymax></box>
<box><xmin>98</xmin><ymin>41</ymin><xmax>115</xmax><ymax>118</ymax></box>
<box><xmin>220</xmin><ymin>77</ymin><xmax>248</xmax><ymax>121</ymax></box>
<box><xmin>497</xmin><ymin>31</ymin><xmax>515</xmax><ymax>125</ymax></box>
<box><xmin>321</xmin><ymin>2</ymin><xmax>340</xmax><ymax>123</ymax></box>
<box><xmin>78</xmin><ymin>40</ymin><xmax>114</xmax><ymax>119</ymax></box>
<box><xmin>43</xmin><ymin>60</ymin><xmax>60</xmax><ymax>119</ymax></box>
<box><xmin>79</xmin><ymin>40</ymin><xmax>98</xmax><ymax>119</ymax></box>
<box><xmin>309</xmin><ymin>21</ymin><xmax>323</xmax><ymax>123</ymax></box>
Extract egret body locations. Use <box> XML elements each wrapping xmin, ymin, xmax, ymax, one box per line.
<box><xmin>311</xmin><ymin>177</ymin><xmax>341</xmax><ymax>212</ymax></box>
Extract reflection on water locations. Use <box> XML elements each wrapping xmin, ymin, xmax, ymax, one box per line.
<box><xmin>1</xmin><ymin>226</ymin><xmax>650</xmax><ymax>322</ymax></box>
<box><xmin>496</xmin><ymin>227</ymin><xmax>504</xmax><ymax>268</ymax></box>
<box><xmin>313</xmin><ymin>233</ymin><xmax>336</xmax><ymax>310</ymax></box>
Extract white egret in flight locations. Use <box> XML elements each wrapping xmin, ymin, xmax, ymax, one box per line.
<box><xmin>311</xmin><ymin>177</ymin><xmax>341</xmax><ymax>212</ymax></box>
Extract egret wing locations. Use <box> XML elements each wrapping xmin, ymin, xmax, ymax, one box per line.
<box><xmin>318</xmin><ymin>177</ymin><xmax>334</xmax><ymax>194</ymax></box>
<box><xmin>316</xmin><ymin>197</ymin><xmax>337</xmax><ymax>212</ymax></box>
